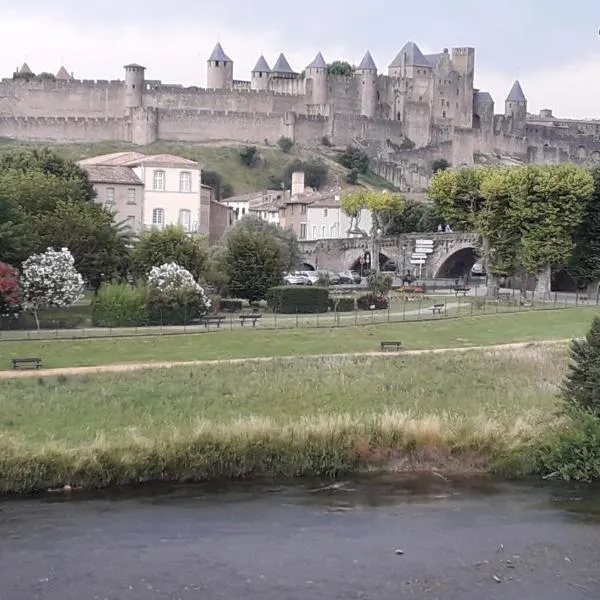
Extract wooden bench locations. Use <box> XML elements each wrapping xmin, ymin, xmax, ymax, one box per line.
<box><xmin>199</xmin><ymin>314</ymin><xmax>226</xmax><ymax>328</ymax></box>
<box><xmin>380</xmin><ymin>341</ymin><xmax>403</xmax><ymax>352</ymax></box>
<box><xmin>430</xmin><ymin>303</ymin><xmax>445</xmax><ymax>315</ymax></box>
<box><xmin>453</xmin><ymin>286</ymin><xmax>470</xmax><ymax>296</ymax></box>
<box><xmin>12</xmin><ymin>357</ymin><xmax>43</xmax><ymax>370</ymax></box>
<box><xmin>239</xmin><ymin>313</ymin><xmax>262</xmax><ymax>327</ymax></box>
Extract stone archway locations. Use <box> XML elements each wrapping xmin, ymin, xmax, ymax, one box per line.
<box><xmin>300</xmin><ymin>262</ymin><xmax>316</xmax><ymax>271</ymax></box>
<box><xmin>434</xmin><ymin>246</ymin><xmax>480</xmax><ymax>279</ymax></box>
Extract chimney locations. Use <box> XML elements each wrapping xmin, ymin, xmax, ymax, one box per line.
<box><xmin>291</xmin><ymin>171</ymin><xmax>305</xmax><ymax>196</ymax></box>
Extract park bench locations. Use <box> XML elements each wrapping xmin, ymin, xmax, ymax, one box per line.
<box><xmin>12</xmin><ymin>357</ymin><xmax>43</xmax><ymax>370</ymax></box>
<box><xmin>239</xmin><ymin>313</ymin><xmax>262</xmax><ymax>327</ymax></box>
<box><xmin>453</xmin><ymin>286</ymin><xmax>470</xmax><ymax>296</ymax></box>
<box><xmin>430</xmin><ymin>303</ymin><xmax>445</xmax><ymax>315</ymax></box>
<box><xmin>380</xmin><ymin>341</ymin><xmax>403</xmax><ymax>352</ymax></box>
<box><xmin>199</xmin><ymin>314</ymin><xmax>226</xmax><ymax>328</ymax></box>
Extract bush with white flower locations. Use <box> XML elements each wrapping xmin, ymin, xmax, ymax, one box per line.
<box><xmin>146</xmin><ymin>262</ymin><xmax>211</xmax><ymax>324</ymax></box>
<box><xmin>21</xmin><ymin>247</ymin><xmax>84</xmax><ymax>329</ymax></box>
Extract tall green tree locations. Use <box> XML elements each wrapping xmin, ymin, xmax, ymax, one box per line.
<box><xmin>386</xmin><ymin>200</ymin><xmax>440</xmax><ymax>234</ymax></box>
<box><xmin>132</xmin><ymin>226</ymin><xmax>208</xmax><ymax>282</ymax></box>
<box><xmin>327</xmin><ymin>61</ymin><xmax>355</xmax><ymax>77</ymax></box>
<box><xmin>225</xmin><ymin>229</ymin><xmax>285</xmax><ymax>302</ymax></box>
<box><xmin>0</xmin><ymin>195</ymin><xmax>28</xmax><ymax>266</ymax></box>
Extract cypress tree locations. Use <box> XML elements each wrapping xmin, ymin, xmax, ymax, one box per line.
<box><xmin>561</xmin><ymin>316</ymin><xmax>600</xmax><ymax>417</ymax></box>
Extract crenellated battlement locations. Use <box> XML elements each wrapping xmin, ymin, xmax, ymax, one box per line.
<box><xmin>0</xmin><ymin>115</ymin><xmax>128</xmax><ymax>124</ymax></box>
<box><xmin>147</xmin><ymin>84</ymin><xmax>303</xmax><ymax>98</ymax></box>
<box><xmin>1</xmin><ymin>77</ymin><xmax>124</xmax><ymax>88</ymax></box>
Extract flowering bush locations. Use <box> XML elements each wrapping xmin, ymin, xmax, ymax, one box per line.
<box><xmin>21</xmin><ymin>247</ymin><xmax>84</xmax><ymax>328</ymax></box>
<box><xmin>147</xmin><ymin>262</ymin><xmax>211</xmax><ymax>324</ymax></box>
<box><xmin>0</xmin><ymin>262</ymin><xmax>22</xmax><ymax>318</ymax></box>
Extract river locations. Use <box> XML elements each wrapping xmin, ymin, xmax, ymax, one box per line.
<box><xmin>1</xmin><ymin>475</ymin><xmax>599</xmax><ymax>599</ymax></box>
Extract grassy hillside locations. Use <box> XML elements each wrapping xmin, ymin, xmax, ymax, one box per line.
<box><xmin>0</xmin><ymin>138</ymin><xmax>395</xmax><ymax>196</ymax></box>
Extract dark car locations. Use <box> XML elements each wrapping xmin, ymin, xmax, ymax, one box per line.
<box><xmin>381</xmin><ymin>260</ymin><xmax>397</xmax><ymax>272</ymax></box>
<box><xmin>338</xmin><ymin>270</ymin><xmax>362</xmax><ymax>284</ymax></box>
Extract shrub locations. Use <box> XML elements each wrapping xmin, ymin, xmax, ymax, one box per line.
<box><xmin>357</xmin><ymin>294</ymin><xmax>389</xmax><ymax>310</ymax></box>
<box><xmin>328</xmin><ymin>296</ymin><xmax>355</xmax><ymax>312</ymax></box>
<box><xmin>219</xmin><ymin>298</ymin><xmax>243</xmax><ymax>312</ymax></box>
<box><xmin>0</xmin><ymin>262</ymin><xmax>22</xmax><ymax>318</ymax></box>
<box><xmin>321</xmin><ymin>135</ymin><xmax>332</xmax><ymax>147</ymax></box>
<box><xmin>92</xmin><ymin>283</ymin><xmax>149</xmax><ymax>327</ymax></box>
<box><xmin>337</xmin><ymin>146</ymin><xmax>369</xmax><ymax>173</ymax></box>
<box><xmin>367</xmin><ymin>272</ymin><xmax>393</xmax><ymax>296</ymax></box>
<box><xmin>283</xmin><ymin>158</ymin><xmax>329</xmax><ymax>190</ymax></box>
<box><xmin>561</xmin><ymin>316</ymin><xmax>600</xmax><ymax>418</ymax></box>
<box><xmin>266</xmin><ymin>286</ymin><xmax>329</xmax><ymax>313</ymax></box>
<box><xmin>346</xmin><ymin>168</ymin><xmax>359</xmax><ymax>185</ymax></box>
<box><xmin>239</xmin><ymin>146</ymin><xmax>258</xmax><ymax>167</ymax></box>
<box><xmin>277</xmin><ymin>136</ymin><xmax>294</xmax><ymax>153</ymax></box>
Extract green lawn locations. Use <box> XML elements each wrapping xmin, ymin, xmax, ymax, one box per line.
<box><xmin>0</xmin><ymin>308</ymin><xmax>595</xmax><ymax>370</ymax></box>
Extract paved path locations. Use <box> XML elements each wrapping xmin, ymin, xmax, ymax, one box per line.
<box><xmin>0</xmin><ymin>339</ymin><xmax>570</xmax><ymax>379</ymax></box>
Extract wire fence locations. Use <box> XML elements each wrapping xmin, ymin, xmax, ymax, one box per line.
<box><xmin>1</xmin><ymin>289</ymin><xmax>596</xmax><ymax>343</ymax></box>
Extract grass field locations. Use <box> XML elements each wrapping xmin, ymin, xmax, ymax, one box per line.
<box><xmin>0</xmin><ymin>308</ymin><xmax>596</xmax><ymax>371</ymax></box>
<box><xmin>0</xmin><ymin>344</ymin><xmax>568</xmax><ymax>493</ymax></box>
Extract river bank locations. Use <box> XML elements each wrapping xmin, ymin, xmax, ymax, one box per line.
<box><xmin>0</xmin><ymin>344</ymin><xmax>572</xmax><ymax>495</ymax></box>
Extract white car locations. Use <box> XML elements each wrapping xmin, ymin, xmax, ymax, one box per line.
<box><xmin>300</xmin><ymin>271</ymin><xmax>320</xmax><ymax>285</ymax></box>
<box><xmin>284</xmin><ymin>272</ymin><xmax>309</xmax><ymax>285</ymax></box>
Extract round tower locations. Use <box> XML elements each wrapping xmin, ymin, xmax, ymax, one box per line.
<box><xmin>505</xmin><ymin>80</ymin><xmax>527</xmax><ymax>135</ymax></box>
<box><xmin>207</xmin><ymin>42</ymin><xmax>233</xmax><ymax>90</ymax></box>
<box><xmin>124</xmin><ymin>64</ymin><xmax>145</xmax><ymax>109</ymax></box>
<box><xmin>305</xmin><ymin>52</ymin><xmax>328</xmax><ymax>105</ymax></box>
<box><xmin>251</xmin><ymin>55</ymin><xmax>271</xmax><ymax>91</ymax></box>
<box><xmin>356</xmin><ymin>51</ymin><xmax>377</xmax><ymax>118</ymax></box>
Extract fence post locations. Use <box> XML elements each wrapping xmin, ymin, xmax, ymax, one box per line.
<box><xmin>295</xmin><ymin>307</ymin><xmax>299</xmax><ymax>329</ymax></box>
<box><xmin>354</xmin><ymin>308</ymin><xmax>358</xmax><ymax>326</ymax></box>
<box><xmin>418</xmin><ymin>297</ymin><xmax>422</xmax><ymax>320</ymax></box>
<box><xmin>403</xmin><ymin>299</ymin><xmax>406</xmax><ymax>321</ymax></box>
<box><xmin>274</xmin><ymin>309</ymin><xmax>277</xmax><ymax>329</ymax></box>
<box><xmin>317</xmin><ymin>310</ymin><xmax>320</xmax><ymax>328</ymax></box>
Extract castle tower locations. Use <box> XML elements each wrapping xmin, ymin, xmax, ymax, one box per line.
<box><xmin>251</xmin><ymin>55</ymin><xmax>271</xmax><ymax>91</ymax></box>
<box><xmin>356</xmin><ymin>50</ymin><xmax>377</xmax><ymax>118</ymax></box>
<box><xmin>207</xmin><ymin>42</ymin><xmax>233</xmax><ymax>90</ymax></box>
<box><xmin>305</xmin><ymin>52</ymin><xmax>328</xmax><ymax>105</ymax></box>
<box><xmin>505</xmin><ymin>80</ymin><xmax>527</xmax><ymax>135</ymax></box>
<box><xmin>124</xmin><ymin>63</ymin><xmax>145</xmax><ymax>109</ymax></box>
<box><xmin>451</xmin><ymin>48</ymin><xmax>475</xmax><ymax>128</ymax></box>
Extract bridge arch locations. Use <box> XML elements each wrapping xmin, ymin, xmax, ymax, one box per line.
<box><xmin>433</xmin><ymin>245</ymin><xmax>480</xmax><ymax>279</ymax></box>
<box><xmin>299</xmin><ymin>262</ymin><xmax>316</xmax><ymax>271</ymax></box>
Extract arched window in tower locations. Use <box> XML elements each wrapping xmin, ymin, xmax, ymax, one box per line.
<box><xmin>442</xmin><ymin>111</ymin><xmax>446</xmax><ymax>118</ymax></box>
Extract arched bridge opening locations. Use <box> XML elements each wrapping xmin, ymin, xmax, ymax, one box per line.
<box><xmin>434</xmin><ymin>247</ymin><xmax>480</xmax><ymax>280</ymax></box>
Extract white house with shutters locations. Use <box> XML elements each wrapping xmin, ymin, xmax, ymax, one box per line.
<box><xmin>79</xmin><ymin>152</ymin><xmax>204</xmax><ymax>233</ymax></box>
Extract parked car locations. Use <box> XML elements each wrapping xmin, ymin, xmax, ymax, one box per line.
<box><xmin>381</xmin><ymin>260</ymin><xmax>397</xmax><ymax>272</ymax></box>
<box><xmin>299</xmin><ymin>271</ymin><xmax>319</xmax><ymax>285</ymax></box>
<box><xmin>338</xmin><ymin>270</ymin><xmax>362</xmax><ymax>284</ymax></box>
<box><xmin>284</xmin><ymin>272</ymin><xmax>309</xmax><ymax>285</ymax></box>
<box><xmin>317</xmin><ymin>269</ymin><xmax>341</xmax><ymax>285</ymax></box>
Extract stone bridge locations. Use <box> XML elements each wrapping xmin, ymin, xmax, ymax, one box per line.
<box><xmin>298</xmin><ymin>232</ymin><xmax>481</xmax><ymax>278</ymax></box>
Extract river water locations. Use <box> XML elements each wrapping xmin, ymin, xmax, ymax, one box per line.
<box><xmin>1</xmin><ymin>474</ymin><xmax>599</xmax><ymax>599</ymax></box>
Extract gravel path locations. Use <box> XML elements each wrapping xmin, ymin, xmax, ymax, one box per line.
<box><xmin>0</xmin><ymin>339</ymin><xmax>570</xmax><ymax>379</ymax></box>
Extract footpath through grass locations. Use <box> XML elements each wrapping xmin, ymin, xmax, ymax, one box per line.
<box><xmin>0</xmin><ymin>344</ymin><xmax>568</xmax><ymax>493</ymax></box>
<box><xmin>0</xmin><ymin>308</ymin><xmax>596</xmax><ymax>371</ymax></box>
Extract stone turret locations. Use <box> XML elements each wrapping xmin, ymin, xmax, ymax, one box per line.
<box><xmin>271</xmin><ymin>53</ymin><xmax>296</xmax><ymax>79</ymax></box>
<box><xmin>505</xmin><ymin>80</ymin><xmax>527</xmax><ymax>135</ymax></box>
<box><xmin>207</xmin><ymin>42</ymin><xmax>233</xmax><ymax>90</ymax></box>
<box><xmin>305</xmin><ymin>52</ymin><xmax>328</xmax><ymax>105</ymax></box>
<box><xmin>388</xmin><ymin>41</ymin><xmax>431</xmax><ymax>78</ymax></box>
<box><xmin>124</xmin><ymin>63</ymin><xmax>145</xmax><ymax>109</ymax></box>
<box><xmin>251</xmin><ymin>55</ymin><xmax>271</xmax><ymax>91</ymax></box>
<box><xmin>357</xmin><ymin>50</ymin><xmax>377</xmax><ymax>118</ymax></box>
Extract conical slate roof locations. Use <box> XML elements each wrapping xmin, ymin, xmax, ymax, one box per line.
<box><xmin>272</xmin><ymin>53</ymin><xmax>295</xmax><ymax>74</ymax></box>
<box><xmin>389</xmin><ymin>41</ymin><xmax>431</xmax><ymax>68</ymax></box>
<box><xmin>208</xmin><ymin>42</ymin><xmax>232</xmax><ymax>63</ymax></box>
<box><xmin>357</xmin><ymin>50</ymin><xmax>377</xmax><ymax>71</ymax></box>
<box><xmin>19</xmin><ymin>62</ymin><xmax>33</xmax><ymax>74</ymax></box>
<box><xmin>307</xmin><ymin>51</ymin><xmax>327</xmax><ymax>69</ymax></box>
<box><xmin>506</xmin><ymin>80</ymin><xmax>526</xmax><ymax>102</ymax></box>
<box><xmin>252</xmin><ymin>55</ymin><xmax>271</xmax><ymax>73</ymax></box>
<box><xmin>56</xmin><ymin>66</ymin><xmax>71</xmax><ymax>80</ymax></box>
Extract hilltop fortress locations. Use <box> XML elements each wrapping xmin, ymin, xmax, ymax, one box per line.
<box><xmin>2</xmin><ymin>41</ymin><xmax>600</xmax><ymax>191</ymax></box>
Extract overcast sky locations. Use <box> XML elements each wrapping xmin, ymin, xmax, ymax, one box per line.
<box><xmin>2</xmin><ymin>1</ymin><xmax>599</xmax><ymax>118</ymax></box>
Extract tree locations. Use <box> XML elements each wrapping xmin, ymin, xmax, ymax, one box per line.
<box><xmin>346</xmin><ymin>168</ymin><xmax>359</xmax><ymax>185</ymax></box>
<box><xmin>0</xmin><ymin>193</ymin><xmax>28</xmax><ymax>266</ymax></box>
<box><xmin>561</xmin><ymin>315</ymin><xmax>600</xmax><ymax>418</ymax></box>
<box><xmin>229</xmin><ymin>216</ymin><xmax>300</xmax><ymax>272</ymax></box>
<box><xmin>283</xmin><ymin>158</ymin><xmax>329</xmax><ymax>190</ymax></box>
<box><xmin>277</xmin><ymin>137</ymin><xmax>294</xmax><ymax>153</ymax></box>
<box><xmin>239</xmin><ymin>146</ymin><xmax>258</xmax><ymax>167</ymax></box>
<box><xmin>386</xmin><ymin>200</ymin><xmax>440</xmax><ymax>234</ymax></box>
<box><xmin>21</xmin><ymin>247</ymin><xmax>84</xmax><ymax>329</ymax></box>
<box><xmin>337</xmin><ymin>146</ymin><xmax>370</xmax><ymax>174</ymax></box>
<box><xmin>327</xmin><ymin>61</ymin><xmax>355</xmax><ymax>77</ymax></box>
<box><xmin>132</xmin><ymin>226</ymin><xmax>208</xmax><ymax>282</ymax></box>
<box><xmin>225</xmin><ymin>229</ymin><xmax>285</xmax><ymax>302</ymax></box>
<box><xmin>431</xmin><ymin>158</ymin><xmax>450</xmax><ymax>174</ymax></box>
<box><xmin>0</xmin><ymin>147</ymin><xmax>96</xmax><ymax>203</ymax></box>
<box><xmin>428</xmin><ymin>167</ymin><xmax>487</xmax><ymax>230</ymax></box>
<box><xmin>0</xmin><ymin>262</ymin><xmax>22</xmax><ymax>318</ymax></box>
<box><xmin>567</xmin><ymin>166</ymin><xmax>600</xmax><ymax>287</ymax></box>
<box><xmin>367</xmin><ymin>272</ymin><xmax>392</xmax><ymax>296</ymax></box>
<box><xmin>31</xmin><ymin>200</ymin><xmax>132</xmax><ymax>292</ymax></box>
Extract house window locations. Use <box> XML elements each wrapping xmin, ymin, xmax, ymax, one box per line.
<box><xmin>127</xmin><ymin>188</ymin><xmax>137</xmax><ymax>204</ymax></box>
<box><xmin>322</xmin><ymin>226</ymin><xmax>327</xmax><ymax>238</ymax></box>
<box><xmin>179</xmin><ymin>171</ymin><xmax>192</xmax><ymax>192</ymax></box>
<box><xmin>106</xmin><ymin>187</ymin><xmax>115</xmax><ymax>204</ymax></box>
<box><xmin>301</xmin><ymin>204</ymin><xmax>307</xmax><ymax>214</ymax></box>
<box><xmin>178</xmin><ymin>209</ymin><xmax>191</xmax><ymax>231</ymax></box>
<box><xmin>323</xmin><ymin>208</ymin><xmax>328</xmax><ymax>217</ymax></box>
<box><xmin>331</xmin><ymin>224</ymin><xmax>338</xmax><ymax>238</ymax></box>
<box><xmin>153</xmin><ymin>170</ymin><xmax>165</xmax><ymax>191</ymax></box>
<box><xmin>300</xmin><ymin>223</ymin><xmax>307</xmax><ymax>239</ymax></box>
<box><xmin>312</xmin><ymin>225</ymin><xmax>317</xmax><ymax>239</ymax></box>
<box><xmin>126</xmin><ymin>215</ymin><xmax>136</xmax><ymax>230</ymax></box>
<box><xmin>241</xmin><ymin>207</ymin><xmax>246</xmax><ymax>215</ymax></box>
<box><xmin>152</xmin><ymin>208</ymin><xmax>164</xmax><ymax>229</ymax></box>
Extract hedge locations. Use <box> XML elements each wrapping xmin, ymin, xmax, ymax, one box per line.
<box><xmin>357</xmin><ymin>294</ymin><xmax>389</xmax><ymax>310</ymax></box>
<box><xmin>266</xmin><ymin>286</ymin><xmax>329</xmax><ymax>314</ymax></box>
<box><xmin>328</xmin><ymin>296</ymin><xmax>356</xmax><ymax>312</ymax></box>
<box><xmin>218</xmin><ymin>298</ymin><xmax>244</xmax><ymax>312</ymax></box>
<box><xmin>92</xmin><ymin>283</ymin><xmax>149</xmax><ymax>327</ymax></box>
